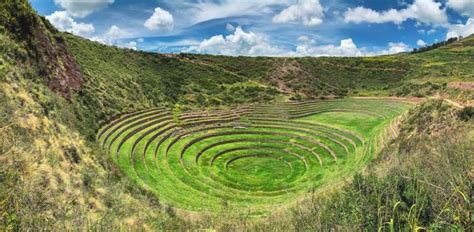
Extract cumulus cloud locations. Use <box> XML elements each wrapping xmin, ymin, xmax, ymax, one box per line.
<box><xmin>447</xmin><ymin>0</ymin><xmax>474</xmax><ymax>18</ymax></box>
<box><xmin>93</xmin><ymin>36</ymin><xmax>141</xmax><ymax>50</ymax></box>
<box><xmin>46</xmin><ymin>11</ymin><xmax>141</xmax><ymax>50</ymax></box>
<box><xmin>446</xmin><ymin>18</ymin><xmax>474</xmax><ymax>39</ymax></box>
<box><xmin>183</xmin><ymin>27</ymin><xmax>286</xmax><ymax>56</ymax></box>
<box><xmin>54</xmin><ymin>0</ymin><xmax>114</xmax><ymax>18</ymax></box>
<box><xmin>91</xmin><ymin>25</ymin><xmax>133</xmax><ymax>46</ymax></box>
<box><xmin>344</xmin><ymin>0</ymin><xmax>447</xmax><ymax>26</ymax></box>
<box><xmin>101</xmin><ymin>25</ymin><xmax>131</xmax><ymax>41</ymax></box>
<box><xmin>184</xmin><ymin>27</ymin><xmax>411</xmax><ymax>57</ymax></box>
<box><xmin>46</xmin><ymin>11</ymin><xmax>95</xmax><ymax>37</ymax></box>
<box><xmin>383</xmin><ymin>42</ymin><xmax>410</xmax><ymax>54</ymax></box>
<box><xmin>296</xmin><ymin>38</ymin><xmax>364</xmax><ymax>56</ymax></box>
<box><xmin>273</xmin><ymin>0</ymin><xmax>324</xmax><ymax>26</ymax></box>
<box><xmin>144</xmin><ymin>7</ymin><xmax>174</xmax><ymax>30</ymax></box>
<box><xmin>70</xmin><ymin>23</ymin><xmax>95</xmax><ymax>37</ymax></box>
<box><xmin>46</xmin><ymin>11</ymin><xmax>73</xmax><ymax>31</ymax></box>
<box><xmin>295</xmin><ymin>39</ymin><xmax>409</xmax><ymax>57</ymax></box>
<box><xmin>417</xmin><ymin>39</ymin><xmax>427</xmax><ymax>46</ymax></box>
<box><xmin>119</xmin><ymin>41</ymin><xmax>138</xmax><ymax>50</ymax></box>
<box><xmin>106</xmin><ymin>25</ymin><xmax>130</xmax><ymax>38</ymax></box>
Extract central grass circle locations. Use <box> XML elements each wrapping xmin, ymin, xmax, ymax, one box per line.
<box><xmin>225</xmin><ymin>154</ymin><xmax>294</xmax><ymax>187</ymax></box>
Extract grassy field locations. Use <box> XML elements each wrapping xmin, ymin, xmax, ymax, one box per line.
<box><xmin>98</xmin><ymin>98</ymin><xmax>413</xmax><ymax>214</ymax></box>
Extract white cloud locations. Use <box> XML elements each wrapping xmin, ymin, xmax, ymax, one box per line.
<box><xmin>144</xmin><ymin>7</ymin><xmax>174</xmax><ymax>30</ymax></box>
<box><xmin>447</xmin><ymin>0</ymin><xmax>474</xmax><ymax>18</ymax></box>
<box><xmin>296</xmin><ymin>38</ymin><xmax>363</xmax><ymax>56</ymax></box>
<box><xmin>273</xmin><ymin>0</ymin><xmax>324</xmax><ymax>26</ymax></box>
<box><xmin>104</xmin><ymin>25</ymin><xmax>131</xmax><ymax>40</ymax></box>
<box><xmin>150</xmin><ymin>39</ymin><xmax>201</xmax><ymax>47</ymax></box>
<box><xmin>70</xmin><ymin>22</ymin><xmax>95</xmax><ymax>36</ymax></box>
<box><xmin>417</xmin><ymin>39</ymin><xmax>427</xmax><ymax>46</ymax></box>
<box><xmin>189</xmin><ymin>0</ymin><xmax>287</xmax><ymax>23</ymax></box>
<box><xmin>344</xmin><ymin>0</ymin><xmax>448</xmax><ymax>26</ymax></box>
<box><xmin>184</xmin><ymin>29</ymin><xmax>411</xmax><ymax>57</ymax></box>
<box><xmin>419</xmin><ymin>28</ymin><xmax>437</xmax><ymax>35</ymax></box>
<box><xmin>46</xmin><ymin>11</ymin><xmax>73</xmax><ymax>30</ymax></box>
<box><xmin>226</xmin><ymin>23</ymin><xmax>235</xmax><ymax>32</ymax></box>
<box><xmin>384</xmin><ymin>42</ymin><xmax>410</xmax><ymax>54</ymax></box>
<box><xmin>92</xmin><ymin>32</ymin><xmax>142</xmax><ymax>50</ymax></box>
<box><xmin>54</xmin><ymin>0</ymin><xmax>114</xmax><ymax>18</ymax></box>
<box><xmin>91</xmin><ymin>25</ymin><xmax>131</xmax><ymax>45</ymax></box>
<box><xmin>344</xmin><ymin>7</ymin><xmax>406</xmax><ymax>24</ymax></box>
<box><xmin>446</xmin><ymin>18</ymin><xmax>474</xmax><ymax>39</ymax></box>
<box><xmin>295</xmin><ymin>39</ymin><xmax>409</xmax><ymax>57</ymax></box>
<box><xmin>297</xmin><ymin>35</ymin><xmax>314</xmax><ymax>43</ymax></box>
<box><xmin>184</xmin><ymin>27</ymin><xmax>286</xmax><ymax>56</ymax></box>
<box><xmin>46</xmin><ymin>11</ymin><xmax>95</xmax><ymax>37</ymax></box>
<box><xmin>119</xmin><ymin>41</ymin><xmax>138</xmax><ymax>50</ymax></box>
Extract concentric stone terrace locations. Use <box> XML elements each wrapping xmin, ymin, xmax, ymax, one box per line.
<box><xmin>97</xmin><ymin>98</ymin><xmax>413</xmax><ymax>213</ymax></box>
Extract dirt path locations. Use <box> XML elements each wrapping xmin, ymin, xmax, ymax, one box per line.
<box><xmin>448</xmin><ymin>82</ymin><xmax>474</xmax><ymax>91</ymax></box>
<box><xmin>180</xmin><ymin>57</ymin><xmax>250</xmax><ymax>82</ymax></box>
<box><xmin>354</xmin><ymin>96</ymin><xmax>469</xmax><ymax>108</ymax></box>
<box><xmin>319</xmin><ymin>60</ymin><xmax>407</xmax><ymax>73</ymax></box>
<box><xmin>352</xmin><ymin>96</ymin><xmax>424</xmax><ymax>103</ymax></box>
<box><xmin>429</xmin><ymin>96</ymin><xmax>465</xmax><ymax>108</ymax></box>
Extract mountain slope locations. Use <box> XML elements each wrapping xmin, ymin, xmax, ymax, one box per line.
<box><xmin>0</xmin><ymin>0</ymin><xmax>83</xmax><ymax>99</ymax></box>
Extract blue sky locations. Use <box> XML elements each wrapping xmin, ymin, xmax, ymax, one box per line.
<box><xmin>30</xmin><ymin>0</ymin><xmax>474</xmax><ymax>56</ymax></box>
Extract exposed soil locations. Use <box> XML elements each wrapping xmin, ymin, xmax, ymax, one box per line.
<box><xmin>2</xmin><ymin>2</ymin><xmax>83</xmax><ymax>99</ymax></box>
<box><xmin>267</xmin><ymin>58</ymin><xmax>299</xmax><ymax>94</ymax></box>
<box><xmin>33</xmin><ymin>22</ymin><xmax>83</xmax><ymax>99</ymax></box>
<box><xmin>353</xmin><ymin>96</ymin><xmax>424</xmax><ymax>103</ymax></box>
<box><xmin>266</xmin><ymin>59</ymin><xmax>340</xmax><ymax>98</ymax></box>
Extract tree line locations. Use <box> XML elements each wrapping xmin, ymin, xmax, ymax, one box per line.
<box><xmin>411</xmin><ymin>36</ymin><xmax>463</xmax><ymax>54</ymax></box>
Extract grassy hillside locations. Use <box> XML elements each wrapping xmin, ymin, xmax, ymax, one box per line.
<box><xmin>181</xmin><ymin>36</ymin><xmax>474</xmax><ymax>101</ymax></box>
<box><xmin>1</xmin><ymin>0</ymin><xmax>472</xmax><ymax>230</ymax></box>
<box><xmin>0</xmin><ymin>1</ymin><xmax>183</xmax><ymax>230</ymax></box>
<box><xmin>63</xmin><ymin>32</ymin><xmax>473</xmax><ymax>139</ymax></box>
<box><xmin>63</xmin><ymin>34</ymin><xmax>283</xmax><ymax>140</ymax></box>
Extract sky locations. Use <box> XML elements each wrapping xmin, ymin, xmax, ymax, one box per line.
<box><xmin>29</xmin><ymin>0</ymin><xmax>474</xmax><ymax>56</ymax></box>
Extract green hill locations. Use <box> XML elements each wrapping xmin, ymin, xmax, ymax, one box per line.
<box><xmin>1</xmin><ymin>0</ymin><xmax>472</xmax><ymax>230</ymax></box>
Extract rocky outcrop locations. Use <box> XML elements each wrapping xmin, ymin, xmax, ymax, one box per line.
<box><xmin>0</xmin><ymin>0</ymin><xmax>83</xmax><ymax>99</ymax></box>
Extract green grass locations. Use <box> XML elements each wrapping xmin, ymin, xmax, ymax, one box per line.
<box><xmin>298</xmin><ymin>112</ymin><xmax>386</xmax><ymax>136</ymax></box>
<box><xmin>98</xmin><ymin>98</ymin><xmax>413</xmax><ymax>214</ymax></box>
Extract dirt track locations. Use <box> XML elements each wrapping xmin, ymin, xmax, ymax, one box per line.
<box><xmin>448</xmin><ymin>82</ymin><xmax>474</xmax><ymax>91</ymax></box>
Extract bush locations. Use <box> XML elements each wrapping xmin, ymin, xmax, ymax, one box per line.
<box><xmin>458</xmin><ymin>106</ymin><xmax>473</xmax><ymax>121</ymax></box>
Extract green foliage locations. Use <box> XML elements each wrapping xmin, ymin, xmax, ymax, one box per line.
<box><xmin>458</xmin><ymin>106</ymin><xmax>473</xmax><ymax>121</ymax></box>
<box><xmin>319</xmin><ymin>173</ymin><xmax>434</xmax><ymax>231</ymax></box>
<box><xmin>411</xmin><ymin>36</ymin><xmax>462</xmax><ymax>54</ymax></box>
